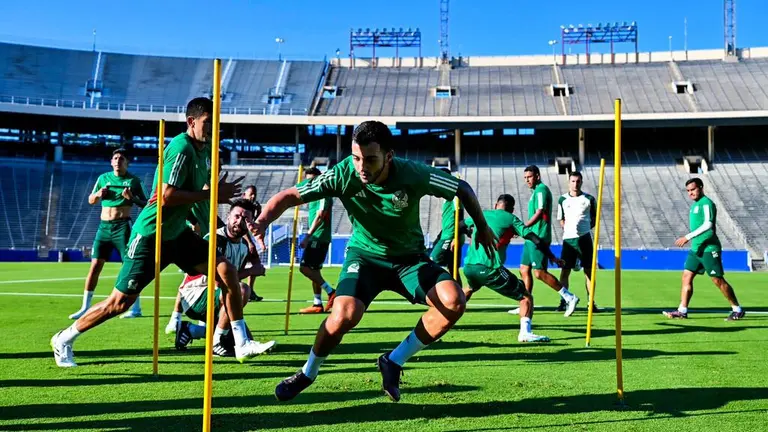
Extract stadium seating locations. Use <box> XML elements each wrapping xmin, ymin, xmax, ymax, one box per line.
<box><xmin>677</xmin><ymin>59</ymin><xmax>768</xmax><ymax>112</ymax></box>
<box><xmin>0</xmin><ymin>159</ymin><xmax>46</xmax><ymax>249</ymax></box>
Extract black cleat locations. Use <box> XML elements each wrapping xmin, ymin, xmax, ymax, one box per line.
<box><xmin>275</xmin><ymin>370</ymin><xmax>314</xmax><ymax>401</ymax></box>
<box><xmin>555</xmin><ymin>299</ymin><xmax>567</xmax><ymax>312</ymax></box>
<box><xmin>250</xmin><ymin>291</ymin><xmax>263</xmax><ymax>302</ymax></box>
<box><xmin>725</xmin><ymin>310</ymin><xmax>746</xmax><ymax>321</ymax></box>
<box><xmin>377</xmin><ymin>353</ymin><xmax>403</xmax><ymax>402</ymax></box>
<box><xmin>212</xmin><ymin>343</ymin><xmax>234</xmax><ymax>357</ymax></box>
<box><xmin>175</xmin><ymin>321</ymin><xmax>192</xmax><ymax>350</ymax></box>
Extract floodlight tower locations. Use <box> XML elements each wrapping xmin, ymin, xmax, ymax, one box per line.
<box><xmin>440</xmin><ymin>0</ymin><xmax>450</xmax><ymax>63</ymax></box>
<box><xmin>724</xmin><ymin>0</ymin><xmax>736</xmax><ymax>57</ymax></box>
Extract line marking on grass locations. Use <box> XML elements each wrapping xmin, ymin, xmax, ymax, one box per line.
<box><xmin>0</xmin><ymin>291</ymin><xmax>765</xmax><ymax>315</ymax></box>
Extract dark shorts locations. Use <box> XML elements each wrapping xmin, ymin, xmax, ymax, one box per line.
<box><xmin>185</xmin><ymin>288</ymin><xmax>222</xmax><ymax>322</ymax></box>
<box><xmin>300</xmin><ymin>239</ymin><xmax>329</xmax><ymax>270</ymax></box>
<box><xmin>561</xmin><ymin>234</ymin><xmax>593</xmax><ymax>272</ymax></box>
<box><xmin>684</xmin><ymin>248</ymin><xmax>724</xmax><ymax>278</ymax></box>
<box><xmin>463</xmin><ymin>264</ymin><xmax>527</xmax><ymax>301</ymax></box>
<box><xmin>521</xmin><ymin>240</ymin><xmax>549</xmax><ymax>270</ymax></box>
<box><xmin>430</xmin><ymin>238</ymin><xmax>462</xmax><ymax>269</ymax></box>
<box><xmin>336</xmin><ymin>247</ymin><xmax>455</xmax><ymax>308</ymax></box>
<box><xmin>115</xmin><ymin>228</ymin><xmax>216</xmax><ymax>295</ymax></box>
<box><xmin>92</xmin><ymin>219</ymin><xmax>131</xmax><ymax>261</ymax></box>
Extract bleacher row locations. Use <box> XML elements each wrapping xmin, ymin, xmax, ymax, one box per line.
<box><xmin>1</xmin><ymin>154</ymin><xmax>764</xmax><ymax>255</ymax></box>
<box><xmin>2</xmin><ymin>42</ymin><xmax>768</xmax><ymax>117</ymax></box>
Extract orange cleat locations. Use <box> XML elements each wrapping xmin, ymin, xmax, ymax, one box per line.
<box><xmin>299</xmin><ymin>304</ymin><xmax>324</xmax><ymax>314</ymax></box>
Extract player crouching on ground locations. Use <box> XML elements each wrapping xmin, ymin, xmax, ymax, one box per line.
<box><xmin>174</xmin><ymin>198</ymin><xmax>275</xmax><ymax>358</ymax></box>
<box><xmin>461</xmin><ymin>194</ymin><xmax>564</xmax><ymax>343</ymax></box>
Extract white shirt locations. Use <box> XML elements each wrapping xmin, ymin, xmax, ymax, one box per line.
<box><xmin>557</xmin><ymin>192</ymin><xmax>596</xmax><ymax>239</ymax></box>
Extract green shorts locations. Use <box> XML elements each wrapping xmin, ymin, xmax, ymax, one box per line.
<box><xmin>300</xmin><ymin>239</ymin><xmax>329</xmax><ymax>270</ymax></box>
<box><xmin>521</xmin><ymin>240</ymin><xmax>549</xmax><ymax>270</ymax></box>
<box><xmin>430</xmin><ymin>238</ymin><xmax>462</xmax><ymax>268</ymax></box>
<box><xmin>92</xmin><ymin>219</ymin><xmax>131</xmax><ymax>261</ymax></box>
<box><xmin>114</xmin><ymin>228</ymin><xmax>215</xmax><ymax>295</ymax></box>
<box><xmin>336</xmin><ymin>247</ymin><xmax>455</xmax><ymax>308</ymax></box>
<box><xmin>562</xmin><ymin>234</ymin><xmax>593</xmax><ymax>273</ymax></box>
<box><xmin>464</xmin><ymin>264</ymin><xmax>527</xmax><ymax>301</ymax></box>
<box><xmin>684</xmin><ymin>248</ymin><xmax>724</xmax><ymax>278</ymax></box>
<box><xmin>185</xmin><ymin>288</ymin><xmax>222</xmax><ymax>322</ymax></box>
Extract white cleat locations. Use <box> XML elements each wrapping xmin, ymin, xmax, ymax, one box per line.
<box><xmin>68</xmin><ymin>309</ymin><xmax>87</xmax><ymax>320</ymax></box>
<box><xmin>51</xmin><ymin>331</ymin><xmax>77</xmax><ymax>368</ymax></box>
<box><xmin>120</xmin><ymin>308</ymin><xmax>143</xmax><ymax>319</ymax></box>
<box><xmin>507</xmin><ymin>307</ymin><xmax>521</xmax><ymax>315</ymax></box>
<box><xmin>564</xmin><ymin>295</ymin><xmax>580</xmax><ymax>317</ymax></box>
<box><xmin>518</xmin><ymin>332</ymin><xmax>551</xmax><ymax>343</ymax></box>
<box><xmin>235</xmin><ymin>340</ymin><xmax>277</xmax><ymax>363</ymax></box>
<box><xmin>165</xmin><ymin>320</ymin><xmax>179</xmax><ymax>335</ymax></box>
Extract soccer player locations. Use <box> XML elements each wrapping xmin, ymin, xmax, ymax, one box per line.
<box><xmin>297</xmin><ymin>167</ymin><xmax>337</xmax><ymax>314</ymax></box>
<box><xmin>68</xmin><ymin>148</ymin><xmax>147</xmax><ymax>320</ymax></box>
<box><xmin>51</xmin><ymin>97</ymin><xmax>267</xmax><ymax>368</ymax></box>
<box><xmin>429</xmin><ymin>168</ymin><xmax>464</xmax><ymax>286</ymax></box>
<box><xmin>518</xmin><ymin>165</ymin><xmax>579</xmax><ymax>316</ymax></box>
<box><xmin>252</xmin><ymin>121</ymin><xmax>495</xmax><ymax>402</ymax></box>
<box><xmin>241</xmin><ymin>185</ymin><xmax>265</xmax><ymax>302</ymax></box>
<box><xmin>555</xmin><ymin>171</ymin><xmax>600</xmax><ymax>313</ymax></box>
<box><xmin>663</xmin><ymin>178</ymin><xmax>745</xmax><ymax>321</ymax></box>
<box><xmin>175</xmin><ymin>198</ymin><xmax>275</xmax><ymax>357</ymax></box>
<box><xmin>462</xmin><ymin>194</ymin><xmax>562</xmax><ymax>342</ymax></box>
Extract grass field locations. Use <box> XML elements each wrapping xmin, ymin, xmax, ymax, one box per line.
<box><xmin>1</xmin><ymin>262</ymin><xmax>767</xmax><ymax>431</ymax></box>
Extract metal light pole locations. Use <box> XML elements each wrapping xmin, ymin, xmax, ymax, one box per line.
<box><xmin>548</xmin><ymin>40</ymin><xmax>558</xmax><ymax>64</ymax></box>
<box><xmin>275</xmin><ymin>37</ymin><xmax>285</xmax><ymax>61</ymax></box>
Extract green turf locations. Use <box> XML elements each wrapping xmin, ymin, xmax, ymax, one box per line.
<box><xmin>0</xmin><ymin>262</ymin><xmax>766</xmax><ymax>431</ymax></box>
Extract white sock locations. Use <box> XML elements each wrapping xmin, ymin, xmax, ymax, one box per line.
<box><xmin>678</xmin><ymin>305</ymin><xmax>688</xmax><ymax>314</ymax></box>
<box><xmin>321</xmin><ymin>282</ymin><xmax>335</xmax><ymax>295</ymax></box>
<box><xmin>170</xmin><ymin>311</ymin><xmax>182</xmax><ymax>322</ymax></box>
<box><xmin>558</xmin><ymin>287</ymin><xmax>575</xmax><ymax>301</ymax></box>
<box><xmin>301</xmin><ymin>349</ymin><xmax>326</xmax><ymax>380</ymax></box>
<box><xmin>389</xmin><ymin>330</ymin><xmax>428</xmax><ymax>367</ymax></box>
<box><xmin>732</xmin><ymin>305</ymin><xmax>743</xmax><ymax>313</ymax></box>
<box><xmin>313</xmin><ymin>294</ymin><xmax>323</xmax><ymax>306</ymax></box>
<box><xmin>231</xmin><ymin>319</ymin><xmax>249</xmax><ymax>347</ymax></box>
<box><xmin>188</xmin><ymin>323</ymin><xmax>206</xmax><ymax>339</ymax></box>
<box><xmin>81</xmin><ymin>291</ymin><xmax>94</xmax><ymax>310</ymax></box>
<box><xmin>520</xmin><ymin>317</ymin><xmax>532</xmax><ymax>334</ymax></box>
<box><xmin>131</xmin><ymin>297</ymin><xmax>141</xmax><ymax>311</ymax></box>
<box><xmin>198</xmin><ymin>320</ymin><xmax>206</xmax><ymax>327</ymax></box>
<box><xmin>213</xmin><ymin>327</ymin><xmax>229</xmax><ymax>345</ymax></box>
<box><xmin>59</xmin><ymin>324</ymin><xmax>82</xmax><ymax>345</ymax></box>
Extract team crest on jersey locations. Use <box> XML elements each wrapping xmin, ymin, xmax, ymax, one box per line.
<box><xmin>347</xmin><ymin>262</ymin><xmax>360</xmax><ymax>273</ymax></box>
<box><xmin>693</xmin><ymin>206</ymin><xmax>699</xmax><ymax>214</ymax></box>
<box><xmin>392</xmin><ymin>190</ymin><xmax>409</xmax><ymax>209</ymax></box>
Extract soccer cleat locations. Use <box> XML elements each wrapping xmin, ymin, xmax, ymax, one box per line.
<box><xmin>119</xmin><ymin>308</ymin><xmax>142</xmax><ymax>319</ymax></box>
<box><xmin>235</xmin><ymin>340</ymin><xmax>276</xmax><ymax>363</ymax></box>
<box><xmin>377</xmin><ymin>353</ymin><xmax>404</xmax><ymax>402</ymax></box>
<box><xmin>213</xmin><ymin>343</ymin><xmax>235</xmax><ymax>357</ymax></box>
<box><xmin>250</xmin><ymin>291</ymin><xmax>263</xmax><ymax>302</ymax></box>
<box><xmin>725</xmin><ymin>310</ymin><xmax>745</xmax><ymax>321</ymax></box>
<box><xmin>555</xmin><ymin>299</ymin><xmax>567</xmax><ymax>312</ymax></box>
<box><xmin>175</xmin><ymin>321</ymin><xmax>193</xmax><ymax>350</ymax></box>
<box><xmin>507</xmin><ymin>307</ymin><xmax>521</xmax><ymax>315</ymax></box>
<box><xmin>590</xmin><ymin>303</ymin><xmax>602</xmax><ymax>313</ymax></box>
<box><xmin>325</xmin><ymin>291</ymin><xmax>337</xmax><ymax>312</ymax></box>
<box><xmin>518</xmin><ymin>332</ymin><xmax>551</xmax><ymax>343</ymax></box>
<box><xmin>573</xmin><ymin>260</ymin><xmax>583</xmax><ymax>272</ymax></box>
<box><xmin>51</xmin><ymin>331</ymin><xmax>77</xmax><ymax>368</ymax></box>
<box><xmin>275</xmin><ymin>370</ymin><xmax>314</xmax><ymax>401</ymax></box>
<box><xmin>564</xmin><ymin>295</ymin><xmax>580</xmax><ymax>317</ymax></box>
<box><xmin>165</xmin><ymin>320</ymin><xmax>179</xmax><ymax>335</ymax></box>
<box><xmin>299</xmin><ymin>304</ymin><xmax>324</xmax><ymax>314</ymax></box>
<box><xmin>662</xmin><ymin>310</ymin><xmax>688</xmax><ymax>319</ymax></box>
<box><xmin>68</xmin><ymin>309</ymin><xmax>87</xmax><ymax>320</ymax></box>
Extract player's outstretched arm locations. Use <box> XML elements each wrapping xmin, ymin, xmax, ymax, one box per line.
<box><xmin>251</xmin><ymin>187</ymin><xmax>304</xmax><ymax>236</ymax></box>
<box><xmin>455</xmin><ymin>180</ymin><xmax>497</xmax><ymax>258</ymax></box>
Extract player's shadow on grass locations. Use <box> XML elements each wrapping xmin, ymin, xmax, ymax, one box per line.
<box><xmin>2</xmin><ymin>387</ymin><xmax>766</xmax><ymax>431</ymax></box>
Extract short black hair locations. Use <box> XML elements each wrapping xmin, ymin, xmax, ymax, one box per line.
<box><xmin>112</xmin><ymin>148</ymin><xmax>127</xmax><ymax>158</ymax></box>
<box><xmin>305</xmin><ymin>167</ymin><xmax>322</xmax><ymax>176</ymax></box>
<box><xmin>524</xmin><ymin>165</ymin><xmax>540</xmax><ymax>176</ymax></box>
<box><xmin>244</xmin><ymin>185</ymin><xmax>256</xmax><ymax>194</ymax></box>
<box><xmin>186</xmin><ymin>97</ymin><xmax>213</xmax><ymax>119</ymax></box>
<box><xmin>570</xmin><ymin>171</ymin><xmax>583</xmax><ymax>180</ymax></box>
<box><xmin>230</xmin><ymin>198</ymin><xmax>257</xmax><ymax>215</ymax></box>
<box><xmin>497</xmin><ymin>194</ymin><xmax>515</xmax><ymax>212</ymax></box>
<box><xmin>685</xmin><ymin>178</ymin><xmax>704</xmax><ymax>189</ymax></box>
<box><xmin>352</xmin><ymin>121</ymin><xmax>393</xmax><ymax>152</ymax></box>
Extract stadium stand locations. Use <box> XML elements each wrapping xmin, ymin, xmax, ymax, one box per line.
<box><xmin>677</xmin><ymin>59</ymin><xmax>768</xmax><ymax>112</ymax></box>
<box><xmin>0</xmin><ymin>158</ymin><xmax>46</xmax><ymax>249</ymax></box>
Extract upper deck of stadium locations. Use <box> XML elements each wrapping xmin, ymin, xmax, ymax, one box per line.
<box><xmin>1</xmin><ymin>41</ymin><xmax>767</xmax><ymax>127</ymax></box>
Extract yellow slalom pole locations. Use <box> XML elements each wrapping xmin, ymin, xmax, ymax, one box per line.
<box><xmin>614</xmin><ymin>99</ymin><xmax>625</xmax><ymax>403</ymax></box>
<box><xmin>452</xmin><ymin>173</ymin><xmax>461</xmax><ymax>279</ymax></box>
<box><xmin>152</xmin><ymin>120</ymin><xmax>165</xmax><ymax>377</ymax></box>
<box><xmin>202</xmin><ymin>58</ymin><xmax>222</xmax><ymax>432</ymax></box>
<box><xmin>284</xmin><ymin>164</ymin><xmax>305</xmax><ymax>335</ymax></box>
<box><xmin>585</xmin><ymin>158</ymin><xmax>605</xmax><ymax>347</ymax></box>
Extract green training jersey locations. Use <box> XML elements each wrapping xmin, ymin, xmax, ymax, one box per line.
<box><xmin>307</xmin><ymin>196</ymin><xmax>333</xmax><ymax>243</ymax></box>
<box><xmin>187</xmin><ymin>200</ymin><xmax>211</xmax><ymax>236</ymax></box>
<box><xmin>527</xmin><ymin>182</ymin><xmax>553</xmax><ymax>243</ymax></box>
<box><xmin>464</xmin><ymin>209</ymin><xmax>529</xmax><ymax>269</ymax></box>
<box><xmin>133</xmin><ymin>133</ymin><xmax>211</xmax><ymax>240</ymax></box>
<box><xmin>296</xmin><ymin>156</ymin><xmax>459</xmax><ymax>257</ymax></box>
<box><xmin>438</xmin><ymin>199</ymin><xmax>465</xmax><ymax>245</ymax></box>
<box><xmin>689</xmin><ymin>195</ymin><xmax>721</xmax><ymax>253</ymax></box>
<box><xmin>91</xmin><ymin>171</ymin><xmax>147</xmax><ymax>208</ymax></box>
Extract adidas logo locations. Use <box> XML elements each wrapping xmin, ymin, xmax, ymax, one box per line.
<box><xmin>710</xmin><ymin>270</ymin><xmax>717</xmax><ymax>275</ymax></box>
<box><xmin>354</xmin><ymin>190</ymin><xmax>366</xmax><ymax>198</ymax></box>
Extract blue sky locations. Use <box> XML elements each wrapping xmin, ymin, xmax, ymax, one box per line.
<box><xmin>0</xmin><ymin>0</ymin><xmax>765</xmax><ymax>60</ymax></box>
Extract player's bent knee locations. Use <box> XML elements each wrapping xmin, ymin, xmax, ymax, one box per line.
<box><xmin>533</xmin><ymin>269</ymin><xmax>546</xmax><ymax>280</ymax></box>
<box><xmin>106</xmin><ymin>290</ymin><xmax>134</xmax><ymax>315</ymax></box>
<box><xmin>433</xmin><ymin>280</ymin><xmax>466</xmax><ymax>315</ymax></box>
